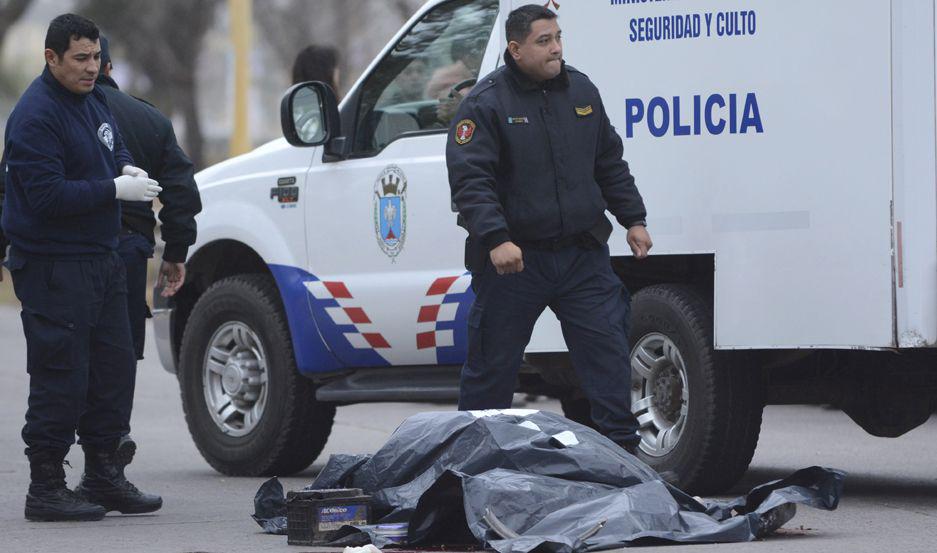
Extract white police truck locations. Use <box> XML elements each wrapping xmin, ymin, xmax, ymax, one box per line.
<box><xmin>154</xmin><ymin>0</ymin><xmax>937</xmax><ymax>494</ymax></box>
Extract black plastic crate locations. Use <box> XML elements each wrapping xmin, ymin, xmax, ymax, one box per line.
<box><xmin>286</xmin><ymin>488</ymin><xmax>371</xmax><ymax>546</ymax></box>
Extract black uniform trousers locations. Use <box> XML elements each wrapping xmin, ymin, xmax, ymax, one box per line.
<box><xmin>118</xmin><ymin>230</ymin><xmax>155</xmax><ymax>361</ymax></box>
<box><xmin>458</xmin><ymin>243</ymin><xmax>641</xmax><ymax>448</ymax></box>
<box><xmin>6</xmin><ymin>249</ymin><xmax>136</xmax><ymax>455</ymax></box>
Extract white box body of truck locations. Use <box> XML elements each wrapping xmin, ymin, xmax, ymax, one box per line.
<box><xmin>510</xmin><ymin>0</ymin><xmax>937</xmax><ymax>351</ymax></box>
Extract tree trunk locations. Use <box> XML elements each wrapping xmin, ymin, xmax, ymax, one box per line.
<box><xmin>178</xmin><ymin>77</ymin><xmax>204</xmax><ymax>169</ymax></box>
<box><xmin>0</xmin><ymin>0</ymin><xmax>32</xmax><ymax>49</ymax></box>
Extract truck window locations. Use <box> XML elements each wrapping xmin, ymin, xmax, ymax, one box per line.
<box><xmin>352</xmin><ymin>0</ymin><xmax>498</xmax><ymax>156</ymax></box>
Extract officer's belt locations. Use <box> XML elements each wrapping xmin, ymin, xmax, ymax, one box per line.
<box><xmin>515</xmin><ymin>232</ymin><xmax>599</xmax><ymax>251</ymax></box>
<box><xmin>8</xmin><ymin>246</ymin><xmax>114</xmax><ymax>262</ymax></box>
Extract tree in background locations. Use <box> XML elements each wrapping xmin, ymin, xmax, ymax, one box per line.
<box><xmin>59</xmin><ymin>0</ymin><xmax>423</xmax><ymax>168</ymax></box>
<box><xmin>77</xmin><ymin>0</ymin><xmax>220</xmax><ymax>169</ymax></box>
<box><xmin>0</xmin><ymin>0</ymin><xmax>34</xmax><ymax>97</ymax></box>
<box><xmin>255</xmin><ymin>0</ymin><xmax>423</xmax><ymax>95</ymax></box>
<box><xmin>0</xmin><ymin>0</ymin><xmax>32</xmax><ymax>51</ymax></box>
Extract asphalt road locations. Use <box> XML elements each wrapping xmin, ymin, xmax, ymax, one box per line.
<box><xmin>0</xmin><ymin>303</ymin><xmax>936</xmax><ymax>552</ymax></box>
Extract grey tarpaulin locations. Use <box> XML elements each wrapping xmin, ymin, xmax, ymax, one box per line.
<box><xmin>262</xmin><ymin>410</ymin><xmax>844</xmax><ymax>551</ymax></box>
<box><xmin>252</xmin><ymin>477</ymin><xmax>287</xmax><ymax>535</ymax></box>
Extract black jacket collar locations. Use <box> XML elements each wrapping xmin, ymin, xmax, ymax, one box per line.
<box><xmin>95</xmin><ymin>74</ymin><xmax>120</xmax><ymax>90</ymax></box>
<box><xmin>503</xmin><ymin>49</ymin><xmax>569</xmax><ymax>92</ymax></box>
<box><xmin>41</xmin><ymin>66</ymin><xmax>92</xmax><ymax>101</ymax></box>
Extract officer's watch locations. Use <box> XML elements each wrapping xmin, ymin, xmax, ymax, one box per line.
<box><xmin>625</xmin><ymin>220</ymin><xmax>647</xmax><ymax>229</ymax></box>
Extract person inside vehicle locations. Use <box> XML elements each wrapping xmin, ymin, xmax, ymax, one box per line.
<box><xmin>427</xmin><ymin>36</ymin><xmax>487</xmax><ymax>124</ymax></box>
<box><xmin>388</xmin><ymin>57</ymin><xmax>429</xmax><ymax>104</ymax></box>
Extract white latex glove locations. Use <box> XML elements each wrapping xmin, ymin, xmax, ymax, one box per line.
<box><xmin>114</xmin><ymin>175</ymin><xmax>162</xmax><ymax>201</ymax></box>
<box><xmin>122</xmin><ymin>165</ymin><xmax>148</xmax><ymax>178</ymax></box>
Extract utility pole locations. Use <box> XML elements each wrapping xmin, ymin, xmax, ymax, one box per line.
<box><xmin>229</xmin><ymin>0</ymin><xmax>252</xmax><ymax>156</ymax></box>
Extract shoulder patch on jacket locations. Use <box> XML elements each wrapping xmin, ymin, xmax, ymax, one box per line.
<box><xmin>454</xmin><ymin>119</ymin><xmax>477</xmax><ymax>145</ymax></box>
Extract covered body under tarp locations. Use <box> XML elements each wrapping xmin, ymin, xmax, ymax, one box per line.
<box><xmin>254</xmin><ymin>410</ymin><xmax>843</xmax><ymax>551</ymax></box>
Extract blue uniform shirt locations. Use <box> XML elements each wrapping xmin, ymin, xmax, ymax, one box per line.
<box><xmin>1</xmin><ymin>66</ymin><xmax>133</xmax><ymax>257</ymax></box>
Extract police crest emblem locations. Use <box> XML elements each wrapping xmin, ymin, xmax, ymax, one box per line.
<box><xmin>373</xmin><ymin>165</ymin><xmax>407</xmax><ymax>259</ymax></box>
<box><xmin>97</xmin><ymin>123</ymin><xmax>114</xmax><ymax>151</ymax></box>
<box><xmin>454</xmin><ymin>119</ymin><xmax>475</xmax><ymax>145</ymax></box>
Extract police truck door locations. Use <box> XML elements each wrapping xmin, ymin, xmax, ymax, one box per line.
<box><xmin>302</xmin><ymin>0</ymin><xmax>499</xmax><ymax>368</ymax></box>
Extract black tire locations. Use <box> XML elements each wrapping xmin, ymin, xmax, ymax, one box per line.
<box><xmin>178</xmin><ymin>274</ymin><xmax>335</xmax><ymax>476</ymax></box>
<box><xmin>628</xmin><ymin>284</ymin><xmax>764</xmax><ymax>495</ymax></box>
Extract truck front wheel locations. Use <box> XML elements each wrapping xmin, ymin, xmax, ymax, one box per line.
<box><xmin>629</xmin><ymin>284</ymin><xmax>764</xmax><ymax>495</ymax></box>
<box><xmin>178</xmin><ymin>274</ymin><xmax>335</xmax><ymax>476</ymax></box>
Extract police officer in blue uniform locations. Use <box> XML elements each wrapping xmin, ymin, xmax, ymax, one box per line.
<box><xmin>0</xmin><ymin>14</ymin><xmax>163</xmax><ymax>521</ymax></box>
<box><xmin>447</xmin><ymin>5</ymin><xmax>653</xmax><ymax>452</ymax></box>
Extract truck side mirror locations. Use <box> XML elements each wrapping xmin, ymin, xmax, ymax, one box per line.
<box><xmin>280</xmin><ymin>82</ymin><xmax>341</xmax><ymax>148</ymax></box>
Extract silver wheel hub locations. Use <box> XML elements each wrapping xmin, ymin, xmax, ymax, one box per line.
<box><xmin>222</xmin><ymin>363</ymin><xmax>245</xmax><ymax>395</ymax></box>
<box><xmin>203</xmin><ymin>322</ymin><xmax>269</xmax><ymax>437</ymax></box>
<box><xmin>630</xmin><ymin>333</ymin><xmax>689</xmax><ymax>457</ymax></box>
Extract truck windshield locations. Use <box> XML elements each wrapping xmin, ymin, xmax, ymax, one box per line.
<box><xmin>353</xmin><ymin>0</ymin><xmax>498</xmax><ymax>155</ymax></box>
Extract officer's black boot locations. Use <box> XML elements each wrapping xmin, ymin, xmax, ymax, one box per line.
<box><xmin>25</xmin><ymin>449</ymin><xmax>107</xmax><ymax>522</ymax></box>
<box><xmin>74</xmin><ymin>437</ymin><xmax>162</xmax><ymax>514</ymax></box>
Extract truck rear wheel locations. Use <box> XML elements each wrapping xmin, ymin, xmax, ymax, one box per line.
<box><xmin>629</xmin><ymin>284</ymin><xmax>764</xmax><ymax>495</ymax></box>
<box><xmin>178</xmin><ymin>274</ymin><xmax>335</xmax><ymax>476</ymax></box>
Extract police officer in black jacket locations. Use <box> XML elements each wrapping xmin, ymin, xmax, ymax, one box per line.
<box><xmin>96</xmin><ymin>36</ymin><xmax>201</xmax><ymax>363</ymax></box>
<box><xmin>1</xmin><ymin>14</ymin><xmax>163</xmax><ymax>522</ymax></box>
<box><xmin>447</xmin><ymin>5</ymin><xmax>653</xmax><ymax>453</ymax></box>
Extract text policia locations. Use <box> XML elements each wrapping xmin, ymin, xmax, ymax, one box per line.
<box><xmin>625</xmin><ymin>93</ymin><xmax>764</xmax><ymax>139</ymax></box>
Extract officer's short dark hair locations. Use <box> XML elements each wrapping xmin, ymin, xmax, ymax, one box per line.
<box><xmin>506</xmin><ymin>5</ymin><xmax>557</xmax><ymax>44</ymax></box>
<box><xmin>45</xmin><ymin>13</ymin><xmax>99</xmax><ymax>59</ymax></box>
